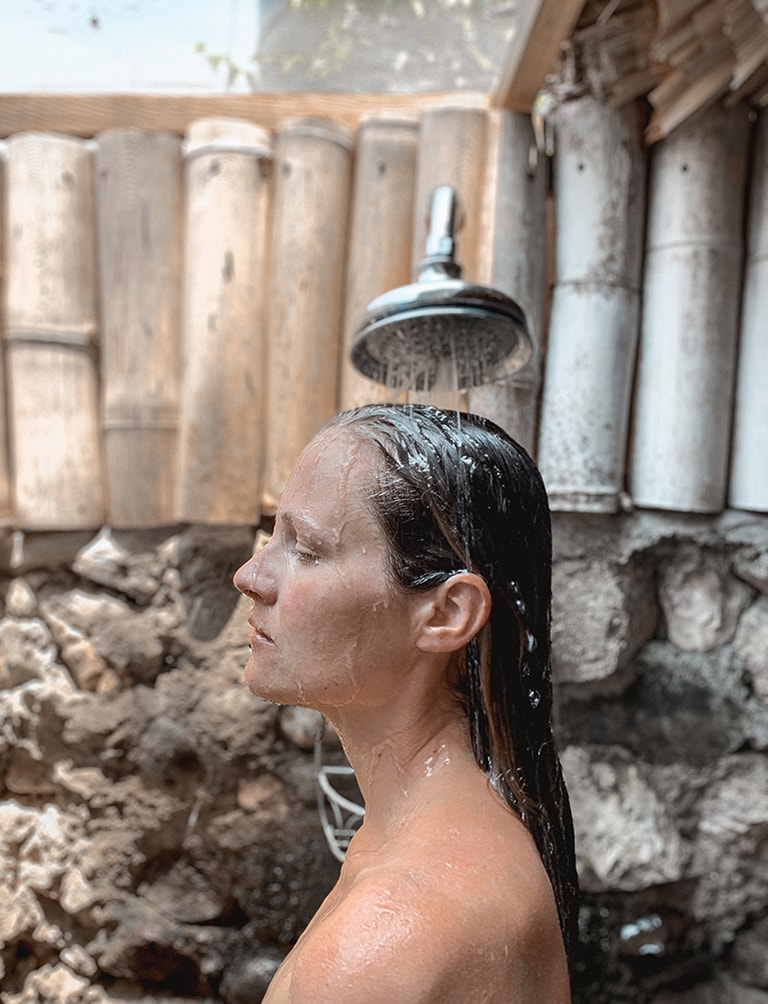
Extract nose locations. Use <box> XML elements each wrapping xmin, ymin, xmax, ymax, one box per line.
<box><xmin>233</xmin><ymin>543</ymin><xmax>277</xmax><ymax>605</ymax></box>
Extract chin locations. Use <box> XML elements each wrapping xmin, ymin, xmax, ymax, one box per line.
<box><xmin>243</xmin><ymin>660</ymin><xmax>303</xmax><ymax>707</ymax></box>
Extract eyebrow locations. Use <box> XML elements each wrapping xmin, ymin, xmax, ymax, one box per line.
<box><xmin>280</xmin><ymin>510</ymin><xmax>325</xmax><ymax>543</ymax></box>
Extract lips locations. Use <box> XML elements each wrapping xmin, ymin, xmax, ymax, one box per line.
<box><xmin>248</xmin><ymin>621</ymin><xmax>274</xmax><ymax>645</ymax></box>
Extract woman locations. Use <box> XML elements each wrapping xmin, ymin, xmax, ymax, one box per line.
<box><xmin>234</xmin><ymin>403</ymin><xmax>579</xmax><ymax>1003</ymax></box>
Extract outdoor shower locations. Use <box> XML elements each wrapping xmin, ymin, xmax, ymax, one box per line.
<box><xmin>350</xmin><ymin>184</ymin><xmax>533</xmax><ymax>391</ymax></box>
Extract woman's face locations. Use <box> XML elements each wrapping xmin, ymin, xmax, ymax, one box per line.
<box><xmin>233</xmin><ymin>429</ymin><xmax>420</xmax><ymax>711</ymax></box>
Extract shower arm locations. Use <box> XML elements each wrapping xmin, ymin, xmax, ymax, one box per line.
<box><xmin>419</xmin><ymin>185</ymin><xmax>464</xmax><ymax>281</ymax></box>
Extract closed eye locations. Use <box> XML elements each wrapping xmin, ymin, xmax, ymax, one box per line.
<box><xmin>278</xmin><ymin>511</ymin><xmax>324</xmax><ymax>564</ymax></box>
<box><xmin>291</xmin><ymin>545</ymin><xmax>319</xmax><ymax>565</ymax></box>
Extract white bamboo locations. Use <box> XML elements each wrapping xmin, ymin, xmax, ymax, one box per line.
<box><xmin>629</xmin><ymin>103</ymin><xmax>750</xmax><ymax>512</ymax></box>
<box><xmin>729</xmin><ymin>107</ymin><xmax>768</xmax><ymax>512</ymax></box>
<box><xmin>4</xmin><ymin>133</ymin><xmax>104</xmax><ymax>530</ymax></box>
<box><xmin>468</xmin><ymin>110</ymin><xmax>547</xmax><ymax>454</ymax></box>
<box><xmin>261</xmin><ymin>117</ymin><xmax>354</xmax><ymax>513</ymax></box>
<box><xmin>339</xmin><ymin>113</ymin><xmax>419</xmax><ymax>410</ymax></box>
<box><xmin>178</xmin><ymin>118</ymin><xmax>273</xmax><ymax>525</ymax></box>
<box><xmin>538</xmin><ymin>97</ymin><xmax>647</xmax><ymax>511</ymax></box>
<box><xmin>96</xmin><ymin>129</ymin><xmax>183</xmax><ymax>528</ymax></box>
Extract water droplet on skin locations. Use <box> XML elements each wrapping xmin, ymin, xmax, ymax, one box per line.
<box><xmin>526</xmin><ymin>631</ymin><xmax>537</xmax><ymax>653</ymax></box>
<box><xmin>528</xmin><ymin>689</ymin><xmax>541</xmax><ymax>709</ymax></box>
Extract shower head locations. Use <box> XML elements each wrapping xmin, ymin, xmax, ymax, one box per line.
<box><xmin>350</xmin><ymin>185</ymin><xmax>533</xmax><ymax>392</ymax></box>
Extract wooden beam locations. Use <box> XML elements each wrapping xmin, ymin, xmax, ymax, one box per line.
<box><xmin>491</xmin><ymin>0</ymin><xmax>588</xmax><ymax>111</ymax></box>
<box><xmin>0</xmin><ymin>91</ymin><xmax>489</xmax><ymax>140</ymax></box>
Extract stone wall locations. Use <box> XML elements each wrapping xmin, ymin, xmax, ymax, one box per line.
<box><xmin>0</xmin><ymin>511</ymin><xmax>766</xmax><ymax>1003</ymax></box>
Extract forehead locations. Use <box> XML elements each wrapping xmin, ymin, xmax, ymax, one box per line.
<box><xmin>282</xmin><ymin>428</ymin><xmax>381</xmax><ymax>518</ymax></box>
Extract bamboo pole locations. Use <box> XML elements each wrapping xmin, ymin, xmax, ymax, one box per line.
<box><xmin>96</xmin><ymin>129</ymin><xmax>183</xmax><ymax>528</ymax></box>
<box><xmin>537</xmin><ymin>97</ymin><xmax>647</xmax><ymax>511</ymax></box>
<box><xmin>4</xmin><ymin>133</ymin><xmax>104</xmax><ymax>530</ymax></box>
<box><xmin>339</xmin><ymin>113</ymin><xmax>419</xmax><ymax>410</ymax></box>
<box><xmin>408</xmin><ymin>105</ymin><xmax>489</xmax><ymax>412</ymax></box>
<box><xmin>178</xmin><ymin>118</ymin><xmax>273</xmax><ymax>525</ymax></box>
<box><xmin>261</xmin><ymin>117</ymin><xmax>354</xmax><ymax>513</ymax></box>
<box><xmin>0</xmin><ymin>147</ymin><xmax>11</xmax><ymax>529</ymax></box>
<box><xmin>629</xmin><ymin>103</ymin><xmax>750</xmax><ymax>512</ymax></box>
<box><xmin>468</xmin><ymin>110</ymin><xmax>547</xmax><ymax>454</ymax></box>
<box><xmin>729</xmin><ymin>107</ymin><xmax>768</xmax><ymax>512</ymax></box>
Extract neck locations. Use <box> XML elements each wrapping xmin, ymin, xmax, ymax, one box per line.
<box><xmin>325</xmin><ymin>693</ymin><xmax>479</xmax><ymax>841</ymax></box>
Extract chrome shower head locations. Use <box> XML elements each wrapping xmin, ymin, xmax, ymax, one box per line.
<box><xmin>350</xmin><ymin>186</ymin><xmax>532</xmax><ymax>392</ymax></box>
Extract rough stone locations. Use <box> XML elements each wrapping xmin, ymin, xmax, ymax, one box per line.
<box><xmin>562</xmin><ymin>641</ymin><xmax>762</xmax><ymax>765</ymax></box>
<box><xmin>561</xmin><ymin>745</ymin><xmax>686</xmax><ymax>892</ymax></box>
<box><xmin>219</xmin><ymin>950</ymin><xmax>284</xmax><ymax>1004</ymax></box>
<box><xmin>734</xmin><ymin>549</ymin><xmax>768</xmax><ymax>593</ymax></box>
<box><xmin>235</xmin><ymin>774</ymin><xmax>289</xmax><ymax>816</ymax></box>
<box><xmin>138</xmin><ymin>855</ymin><xmax>233</xmax><ymax>924</ymax></box>
<box><xmin>735</xmin><ymin>595</ymin><xmax>768</xmax><ymax>702</ymax></box>
<box><xmin>658</xmin><ymin>555</ymin><xmax>754</xmax><ymax>652</ymax></box>
<box><xmin>279</xmin><ymin>706</ymin><xmax>323</xmax><ymax>751</ymax></box>
<box><xmin>177</xmin><ymin>525</ymin><xmax>255</xmax><ymax>641</ymax></box>
<box><xmin>552</xmin><ymin>557</ymin><xmax>657</xmax><ymax>688</ymax></box>
<box><xmin>0</xmin><ymin>964</ymin><xmax>98</xmax><ymax>1004</ymax></box>
<box><xmin>41</xmin><ymin>590</ymin><xmax>170</xmax><ymax>684</ymax></box>
<box><xmin>0</xmin><ymin>681</ymin><xmax>70</xmax><ymax>786</ymax></box>
<box><xmin>651</xmin><ymin>974</ymin><xmax>768</xmax><ymax>1003</ymax></box>
<box><xmin>0</xmin><ymin>802</ymin><xmax>86</xmax><ymax>948</ymax></box>
<box><xmin>5</xmin><ymin>578</ymin><xmax>37</xmax><ymax>617</ymax></box>
<box><xmin>1</xmin><ymin>510</ymin><xmax>766</xmax><ymax>1003</ymax></box>
<box><xmin>59</xmin><ymin>636</ymin><xmax>121</xmax><ymax>694</ymax></box>
<box><xmin>90</xmin><ymin>900</ymin><xmax>198</xmax><ymax>986</ymax></box>
<box><xmin>194</xmin><ymin>671</ymin><xmax>278</xmax><ymax>760</ymax></box>
<box><xmin>691</xmin><ymin>754</ymin><xmax>768</xmax><ymax>939</ymax></box>
<box><xmin>72</xmin><ymin>528</ymin><xmax>166</xmax><ymax>605</ymax></box>
<box><xmin>732</xmin><ymin>915</ymin><xmax>768</xmax><ymax>989</ymax></box>
<box><xmin>0</xmin><ymin>618</ymin><xmax>63</xmax><ymax>688</ymax></box>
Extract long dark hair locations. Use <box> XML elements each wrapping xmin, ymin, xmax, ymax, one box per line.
<box><xmin>326</xmin><ymin>403</ymin><xmax>579</xmax><ymax>958</ymax></box>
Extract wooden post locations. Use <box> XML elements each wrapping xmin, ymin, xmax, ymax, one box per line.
<box><xmin>5</xmin><ymin>133</ymin><xmax>104</xmax><ymax>530</ymax></box>
<box><xmin>339</xmin><ymin>113</ymin><xmax>419</xmax><ymax>410</ymax></box>
<box><xmin>629</xmin><ymin>103</ymin><xmax>750</xmax><ymax>512</ymax></box>
<box><xmin>468</xmin><ymin>110</ymin><xmax>547</xmax><ymax>454</ymax></box>
<box><xmin>537</xmin><ymin>97</ymin><xmax>647</xmax><ymax>511</ymax></box>
<box><xmin>0</xmin><ymin>149</ymin><xmax>11</xmax><ymax>529</ymax></box>
<box><xmin>178</xmin><ymin>118</ymin><xmax>273</xmax><ymax>525</ymax></box>
<box><xmin>96</xmin><ymin>129</ymin><xmax>184</xmax><ymax>528</ymax></box>
<box><xmin>261</xmin><ymin>117</ymin><xmax>354</xmax><ymax>513</ymax></box>
<box><xmin>0</xmin><ymin>92</ymin><xmax>490</xmax><ymax>141</ymax></box>
<box><xmin>491</xmin><ymin>0</ymin><xmax>587</xmax><ymax>112</ymax></box>
<box><xmin>408</xmin><ymin>105</ymin><xmax>489</xmax><ymax>411</ymax></box>
<box><xmin>729</xmin><ymin>107</ymin><xmax>768</xmax><ymax>512</ymax></box>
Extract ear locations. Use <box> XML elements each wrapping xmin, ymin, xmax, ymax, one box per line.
<box><xmin>416</xmin><ymin>572</ymin><xmax>492</xmax><ymax>654</ymax></box>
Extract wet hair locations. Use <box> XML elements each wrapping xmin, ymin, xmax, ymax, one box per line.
<box><xmin>325</xmin><ymin>403</ymin><xmax>579</xmax><ymax>958</ymax></box>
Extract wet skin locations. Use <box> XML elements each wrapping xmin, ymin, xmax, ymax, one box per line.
<box><xmin>234</xmin><ymin>430</ymin><xmax>571</xmax><ymax>1004</ymax></box>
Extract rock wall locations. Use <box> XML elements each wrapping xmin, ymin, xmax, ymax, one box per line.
<box><xmin>0</xmin><ymin>511</ymin><xmax>767</xmax><ymax>1003</ymax></box>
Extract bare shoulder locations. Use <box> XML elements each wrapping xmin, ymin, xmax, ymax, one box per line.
<box><xmin>273</xmin><ymin>809</ymin><xmax>571</xmax><ymax>1004</ymax></box>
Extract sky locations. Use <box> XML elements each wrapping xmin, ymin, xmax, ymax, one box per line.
<box><xmin>0</xmin><ymin>0</ymin><xmax>261</xmax><ymax>92</ymax></box>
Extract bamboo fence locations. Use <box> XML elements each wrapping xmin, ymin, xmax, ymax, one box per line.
<box><xmin>0</xmin><ymin>97</ymin><xmax>766</xmax><ymax>536</ymax></box>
